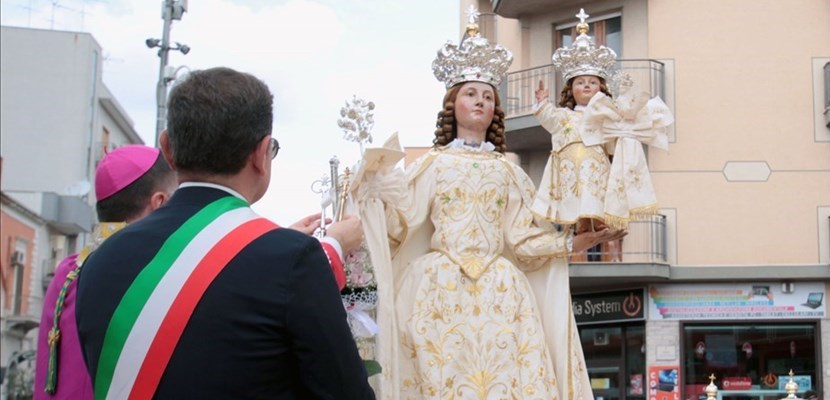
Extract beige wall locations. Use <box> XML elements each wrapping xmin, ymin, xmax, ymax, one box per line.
<box><xmin>495</xmin><ymin>0</ymin><xmax>830</xmax><ymax>266</ymax></box>
<box><xmin>488</xmin><ymin>2</ymin><xmax>829</xmax><ymax>395</ymax></box>
<box><xmin>648</xmin><ymin>0</ymin><xmax>830</xmax><ymax>265</ymax></box>
<box><xmin>496</xmin><ymin>17</ymin><xmax>523</xmax><ymax>72</ymax></box>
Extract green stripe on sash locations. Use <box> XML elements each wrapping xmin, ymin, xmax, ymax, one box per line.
<box><xmin>94</xmin><ymin>196</ymin><xmax>247</xmax><ymax>399</ymax></box>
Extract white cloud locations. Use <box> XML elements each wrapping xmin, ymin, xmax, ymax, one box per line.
<box><xmin>1</xmin><ymin>0</ymin><xmax>458</xmax><ymax>224</ymax></box>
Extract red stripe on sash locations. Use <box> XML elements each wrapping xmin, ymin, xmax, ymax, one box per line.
<box><xmin>128</xmin><ymin>218</ymin><xmax>277</xmax><ymax>400</ymax></box>
<box><xmin>321</xmin><ymin>242</ymin><xmax>346</xmax><ymax>290</ymax></box>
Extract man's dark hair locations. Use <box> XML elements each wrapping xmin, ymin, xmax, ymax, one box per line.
<box><xmin>166</xmin><ymin>67</ymin><xmax>274</xmax><ymax>175</ymax></box>
<box><xmin>96</xmin><ymin>154</ymin><xmax>175</xmax><ymax>222</ymax></box>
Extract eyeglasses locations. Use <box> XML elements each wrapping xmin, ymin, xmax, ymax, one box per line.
<box><xmin>269</xmin><ymin>137</ymin><xmax>280</xmax><ymax>159</ymax></box>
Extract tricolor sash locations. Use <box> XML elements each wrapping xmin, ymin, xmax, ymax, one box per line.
<box><xmin>94</xmin><ymin>196</ymin><xmax>277</xmax><ymax>400</ymax></box>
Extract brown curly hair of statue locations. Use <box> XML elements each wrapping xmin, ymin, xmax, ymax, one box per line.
<box><xmin>433</xmin><ymin>84</ymin><xmax>507</xmax><ymax>153</ymax></box>
<box><xmin>557</xmin><ymin>76</ymin><xmax>612</xmax><ymax>110</ymax></box>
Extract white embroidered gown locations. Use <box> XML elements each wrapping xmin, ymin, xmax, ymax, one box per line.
<box><xmin>366</xmin><ymin>140</ymin><xmax>592</xmax><ymax>400</ymax></box>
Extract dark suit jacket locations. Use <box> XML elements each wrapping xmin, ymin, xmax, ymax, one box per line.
<box><xmin>76</xmin><ymin>186</ymin><xmax>375</xmax><ymax>399</ymax></box>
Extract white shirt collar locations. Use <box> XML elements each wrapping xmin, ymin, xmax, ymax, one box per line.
<box><xmin>574</xmin><ymin>104</ymin><xmax>586</xmax><ymax>111</ymax></box>
<box><xmin>179</xmin><ymin>182</ymin><xmax>247</xmax><ymax>202</ymax></box>
<box><xmin>447</xmin><ymin>138</ymin><xmax>496</xmax><ymax>152</ymax></box>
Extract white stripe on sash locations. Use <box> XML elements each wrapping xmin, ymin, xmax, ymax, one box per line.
<box><xmin>106</xmin><ymin>207</ymin><xmax>259</xmax><ymax>400</ymax></box>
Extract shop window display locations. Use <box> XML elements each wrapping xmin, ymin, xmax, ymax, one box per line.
<box><xmin>682</xmin><ymin>323</ymin><xmax>818</xmax><ymax>400</ymax></box>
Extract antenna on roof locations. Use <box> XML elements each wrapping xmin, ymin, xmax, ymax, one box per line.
<box><xmin>47</xmin><ymin>0</ymin><xmax>91</xmax><ymax>31</ymax></box>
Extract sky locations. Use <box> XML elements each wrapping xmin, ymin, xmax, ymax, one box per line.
<box><xmin>0</xmin><ymin>0</ymin><xmax>460</xmax><ymax>224</ymax></box>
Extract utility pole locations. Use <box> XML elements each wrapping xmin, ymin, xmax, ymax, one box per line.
<box><xmin>146</xmin><ymin>0</ymin><xmax>190</xmax><ymax>147</ymax></box>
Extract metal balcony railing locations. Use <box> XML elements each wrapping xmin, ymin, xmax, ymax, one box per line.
<box><xmin>501</xmin><ymin>59</ymin><xmax>666</xmax><ymax>119</ymax></box>
<box><xmin>571</xmin><ymin>214</ymin><xmax>668</xmax><ymax>264</ymax></box>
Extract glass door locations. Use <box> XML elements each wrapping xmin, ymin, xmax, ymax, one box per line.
<box><xmin>580</xmin><ymin>324</ymin><xmax>646</xmax><ymax>400</ymax></box>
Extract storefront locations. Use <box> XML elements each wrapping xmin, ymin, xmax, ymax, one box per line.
<box><xmin>574</xmin><ymin>281</ymin><xmax>826</xmax><ymax>400</ymax></box>
<box><xmin>646</xmin><ymin>282</ymin><xmax>825</xmax><ymax>400</ymax></box>
<box><xmin>575</xmin><ymin>288</ymin><xmax>647</xmax><ymax>400</ymax></box>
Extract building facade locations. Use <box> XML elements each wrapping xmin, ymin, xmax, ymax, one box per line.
<box><xmin>1</xmin><ymin>26</ymin><xmax>143</xmax><ymax>202</ymax></box>
<box><xmin>463</xmin><ymin>0</ymin><xmax>830</xmax><ymax>399</ymax></box>
<box><xmin>0</xmin><ymin>26</ymin><xmax>143</xmax><ymax>398</ymax></box>
<box><xmin>0</xmin><ymin>193</ymin><xmax>50</xmax><ymax>399</ymax></box>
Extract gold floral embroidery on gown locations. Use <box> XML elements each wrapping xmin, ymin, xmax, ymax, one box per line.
<box><xmin>387</xmin><ymin>148</ymin><xmax>570</xmax><ymax>400</ymax></box>
<box><xmin>531</xmin><ymin>103</ymin><xmax>611</xmax><ymax>225</ymax></box>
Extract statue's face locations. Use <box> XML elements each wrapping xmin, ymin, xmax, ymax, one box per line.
<box><xmin>571</xmin><ymin>75</ymin><xmax>601</xmax><ymax>106</ymax></box>
<box><xmin>454</xmin><ymin>82</ymin><xmax>495</xmax><ymax>136</ymax></box>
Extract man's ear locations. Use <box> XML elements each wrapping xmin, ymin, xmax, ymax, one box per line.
<box><xmin>251</xmin><ymin>136</ymin><xmax>270</xmax><ymax>175</ymax></box>
<box><xmin>149</xmin><ymin>191</ymin><xmax>169</xmax><ymax>211</ymax></box>
<box><xmin>159</xmin><ymin>130</ymin><xmax>177</xmax><ymax>171</ymax></box>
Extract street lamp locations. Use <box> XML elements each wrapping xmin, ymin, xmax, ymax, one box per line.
<box><xmin>163</xmin><ymin>65</ymin><xmax>191</xmax><ymax>85</ymax></box>
<box><xmin>146</xmin><ymin>0</ymin><xmax>189</xmax><ymax>147</ymax></box>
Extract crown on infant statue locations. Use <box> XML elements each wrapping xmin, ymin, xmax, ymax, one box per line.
<box><xmin>432</xmin><ymin>5</ymin><xmax>513</xmax><ymax>89</ymax></box>
<box><xmin>552</xmin><ymin>8</ymin><xmax>617</xmax><ymax>82</ymax></box>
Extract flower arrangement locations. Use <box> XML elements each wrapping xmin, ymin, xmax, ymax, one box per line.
<box><xmin>337</xmin><ymin>96</ymin><xmax>375</xmax><ymax>154</ymax></box>
<box><xmin>336</xmin><ymin>96</ymin><xmax>381</xmax><ymax>377</ymax></box>
<box><xmin>341</xmin><ymin>242</ymin><xmax>379</xmax><ymax>375</ymax></box>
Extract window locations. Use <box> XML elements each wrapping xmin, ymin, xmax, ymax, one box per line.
<box><xmin>96</xmin><ymin>126</ymin><xmax>112</xmax><ymax>164</ymax></box>
<box><xmin>11</xmin><ymin>239</ymin><xmax>27</xmax><ymax>315</ymax></box>
<box><xmin>102</xmin><ymin>126</ymin><xmax>111</xmax><ymax>150</ymax></box>
<box><xmin>555</xmin><ymin>13</ymin><xmax>622</xmax><ymax>57</ymax></box>
<box><xmin>682</xmin><ymin>323</ymin><xmax>819</xmax><ymax>400</ymax></box>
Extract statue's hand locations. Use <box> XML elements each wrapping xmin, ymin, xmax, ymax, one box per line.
<box><xmin>535</xmin><ymin>80</ymin><xmax>549</xmax><ymax>104</ymax></box>
<box><xmin>327</xmin><ymin>215</ymin><xmax>364</xmax><ymax>254</ymax></box>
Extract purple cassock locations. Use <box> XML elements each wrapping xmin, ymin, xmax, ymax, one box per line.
<box><xmin>35</xmin><ymin>254</ymin><xmax>93</xmax><ymax>400</ymax></box>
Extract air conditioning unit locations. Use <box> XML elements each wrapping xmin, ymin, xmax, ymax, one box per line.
<box><xmin>11</xmin><ymin>250</ymin><xmax>25</xmax><ymax>266</ymax></box>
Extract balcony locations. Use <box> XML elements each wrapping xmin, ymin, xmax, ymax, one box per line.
<box><xmin>572</xmin><ymin>214</ymin><xmax>667</xmax><ymax>264</ymax></box>
<box><xmin>499</xmin><ymin>59</ymin><xmax>665</xmax><ymax>151</ymax></box>
<box><xmin>40</xmin><ymin>192</ymin><xmax>94</xmax><ymax>235</ymax></box>
<box><xmin>502</xmin><ymin>59</ymin><xmax>665</xmax><ymax>119</ymax></box>
<box><xmin>570</xmin><ymin>214</ymin><xmax>671</xmax><ymax>288</ymax></box>
<box><xmin>492</xmin><ymin>0</ymin><xmax>572</xmax><ymax>19</ymax></box>
<box><xmin>3</xmin><ymin>315</ymin><xmax>39</xmax><ymax>337</ymax></box>
<box><xmin>5</xmin><ymin>191</ymin><xmax>94</xmax><ymax>235</ymax></box>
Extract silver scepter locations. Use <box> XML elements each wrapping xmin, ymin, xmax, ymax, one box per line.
<box><xmin>330</xmin><ymin>156</ymin><xmax>341</xmax><ymax>222</ymax></box>
<box><xmin>310</xmin><ymin>172</ymin><xmax>332</xmax><ymax>237</ymax></box>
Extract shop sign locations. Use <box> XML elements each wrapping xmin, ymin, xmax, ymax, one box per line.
<box><xmin>722</xmin><ymin>376</ymin><xmax>752</xmax><ymax>390</ymax></box>
<box><xmin>777</xmin><ymin>375</ymin><xmax>811</xmax><ymax>391</ymax></box>
<box><xmin>648</xmin><ymin>282</ymin><xmax>826</xmax><ymax>320</ymax></box>
<box><xmin>573</xmin><ymin>288</ymin><xmax>645</xmax><ymax>325</ymax></box>
<box><xmin>647</xmin><ymin>365</ymin><xmax>680</xmax><ymax>400</ymax></box>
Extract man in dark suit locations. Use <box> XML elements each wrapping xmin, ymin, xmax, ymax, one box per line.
<box><xmin>76</xmin><ymin>67</ymin><xmax>375</xmax><ymax>399</ymax></box>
